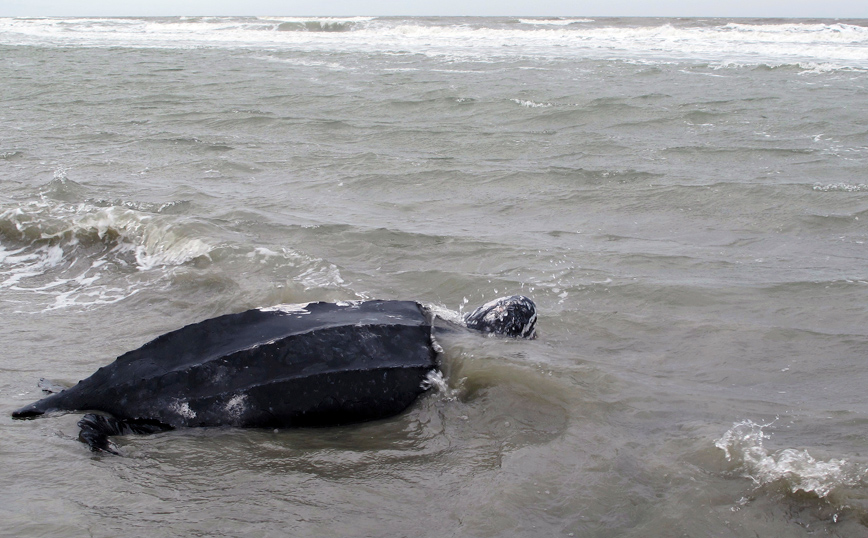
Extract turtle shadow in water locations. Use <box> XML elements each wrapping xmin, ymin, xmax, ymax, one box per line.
<box><xmin>87</xmin><ymin>369</ymin><xmax>570</xmax><ymax>482</ymax></box>
<box><xmin>12</xmin><ymin>296</ymin><xmax>538</xmax><ymax>455</ymax></box>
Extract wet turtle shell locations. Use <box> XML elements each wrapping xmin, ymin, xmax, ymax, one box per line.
<box><xmin>13</xmin><ymin>300</ymin><xmax>438</xmax><ymax>431</ymax></box>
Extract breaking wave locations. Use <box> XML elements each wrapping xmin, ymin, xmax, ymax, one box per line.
<box><xmin>275</xmin><ymin>17</ymin><xmax>376</xmax><ymax>33</ymax></box>
<box><xmin>518</xmin><ymin>18</ymin><xmax>595</xmax><ymax>26</ymax></box>
<box><xmin>0</xmin><ymin>17</ymin><xmax>865</xmax><ymax>69</ymax></box>
<box><xmin>716</xmin><ymin>420</ymin><xmax>866</xmax><ymax>498</ymax></box>
<box><xmin>0</xmin><ymin>194</ymin><xmax>355</xmax><ymax>312</ymax></box>
<box><xmin>813</xmin><ymin>182</ymin><xmax>868</xmax><ymax>192</ymax></box>
<box><xmin>0</xmin><ymin>199</ymin><xmax>214</xmax><ymax>311</ymax></box>
<box><xmin>0</xmin><ymin>200</ymin><xmax>212</xmax><ymax>270</ymax></box>
<box><xmin>512</xmin><ymin>98</ymin><xmax>552</xmax><ymax>108</ymax></box>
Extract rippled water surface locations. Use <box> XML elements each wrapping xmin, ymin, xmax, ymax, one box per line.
<box><xmin>3</xmin><ymin>16</ymin><xmax>868</xmax><ymax>537</ymax></box>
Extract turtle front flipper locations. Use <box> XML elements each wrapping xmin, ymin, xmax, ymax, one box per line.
<box><xmin>77</xmin><ymin>414</ymin><xmax>170</xmax><ymax>455</ymax></box>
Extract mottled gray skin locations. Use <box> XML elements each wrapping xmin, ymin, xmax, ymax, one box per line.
<box><xmin>12</xmin><ymin>296</ymin><xmax>537</xmax><ymax>454</ymax></box>
<box><xmin>464</xmin><ymin>295</ymin><xmax>537</xmax><ymax>338</ymax></box>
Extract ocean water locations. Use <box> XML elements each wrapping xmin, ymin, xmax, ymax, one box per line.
<box><xmin>2</xmin><ymin>16</ymin><xmax>868</xmax><ymax>537</ymax></box>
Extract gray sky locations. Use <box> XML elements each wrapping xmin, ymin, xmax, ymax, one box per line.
<box><xmin>2</xmin><ymin>0</ymin><xmax>867</xmax><ymax>18</ymax></box>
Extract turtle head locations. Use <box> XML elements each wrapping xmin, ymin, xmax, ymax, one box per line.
<box><xmin>464</xmin><ymin>295</ymin><xmax>537</xmax><ymax>338</ymax></box>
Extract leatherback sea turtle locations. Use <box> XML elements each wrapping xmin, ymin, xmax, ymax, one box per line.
<box><xmin>12</xmin><ymin>295</ymin><xmax>536</xmax><ymax>454</ymax></box>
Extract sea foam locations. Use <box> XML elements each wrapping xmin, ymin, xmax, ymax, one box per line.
<box><xmin>716</xmin><ymin>420</ymin><xmax>865</xmax><ymax>498</ymax></box>
<box><xmin>0</xmin><ymin>18</ymin><xmax>865</xmax><ymax>70</ymax></box>
<box><xmin>0</xmin><ymin>199</ymin><xmax>213</xmax><ymax>311</ymax></box>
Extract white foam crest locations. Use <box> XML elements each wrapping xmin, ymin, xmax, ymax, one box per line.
<box><xmin>722</xmin><ymin>22</ymin><xmax>868</xmax><ymax>42</ymax></box>
<box><xmin>716</xmin><ymin>420</ymin><xmax>865</xmax><ymax>498</ymax></box>
<box><xmin>72</xmin><ymin>205</ymin><xmax>212</xmax><ymax>270</ymax></box>
<box><xmin>248</xmin><ymin>246</ymin><xmax>282</xmax><ymax>260</ymax></box>
<box><xmin>264</xmin><ymin>16</ymin><xmax>377</xmax><ymax>24</ymax></box>
<box><xmin>1</xmin><ymin>18</ymin><xmax>866</xmax><ymax>69</ymax></box>
<box><xmin>2</xmin><ymin>201</ymin><xmax>212</xmax><ymax>270</ymax></box>
<box><xmin>518</xmin><ymin>18</ymin><xmax>595</xmax><ymax>25</ymax></box>
<box><xmin>813</xmin><ymin>183</ymin><xmax>868</xmax><ymax>192</ymax></box>
<box><xmin>512</xmin><ymin>98</ymin><xmax>552</xmax><ymax>108</ymax></box>
<box><xmin>1</xmin><ymin>200</ymin><xmax>212</xmax><ymax>311</ymax></box>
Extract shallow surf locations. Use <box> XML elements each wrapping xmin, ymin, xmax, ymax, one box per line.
<box><xmin>2</xmin><ymin>15</ymin><xmax>868</xmax><ymax>537</ymax></box>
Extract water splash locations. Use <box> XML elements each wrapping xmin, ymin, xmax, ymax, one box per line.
<box><xmin>424</xmin><ymin>302</ymin><xmax>465</xmax><ymax>325</ymax></box>
<box><xmin>420</xmin><ymin>370</ymin><xmax>460</xmax><ymax>401</ymax></box>
<box><xmin>0</xmin><ymin>200</ymin><xmax>213</xmax><ymax>311</ymax></box>
<box><xmin>716</xmin><ymin>420</ymin><xmax>865</xmax><ymax>498</ymax></box>
<box><xmin>512</xmin><ymin>98</ymin><xmax>552</xmax><ymax>108</ymax></box>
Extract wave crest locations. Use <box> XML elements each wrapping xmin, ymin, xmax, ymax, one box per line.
<box><xmin>275</xmin><ymin>18</ymin><xmax>374</xmax><ymax>33</ymax></box>
<box><xmin>0</xmin><ymin>200</ymin><xmax>213</xmax><ymax>311</ymax></box>
<box><xmin>1</xmin><ymin>18</ymin><xmax>865</xmax><ymax>70</ymax></box>
<box><xmin>716</xmin><ymin>420</ymin><xmax>864</xmax><ymax>498</ymax></box>
<box><xmin>1</xmin><ymin>201</ymin><xmax>212</xmax><ymax>270</ymax></box>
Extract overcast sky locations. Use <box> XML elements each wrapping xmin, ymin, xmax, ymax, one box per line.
<box><xmin>2</xmin><ymin>0</ymin><xmax>866</xmax><ymax>19</ymax></box>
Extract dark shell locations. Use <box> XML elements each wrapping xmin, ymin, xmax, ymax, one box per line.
<box><xmin>13</xmin><ymin>300</ymin><xmax>438</xmax><ymax>429</ymax></box>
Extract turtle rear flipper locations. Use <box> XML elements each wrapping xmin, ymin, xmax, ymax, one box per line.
<box><xmin>77</xmin><ymin>414</ymin><xmax>170</xmax><ymax>455</ymax></box>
